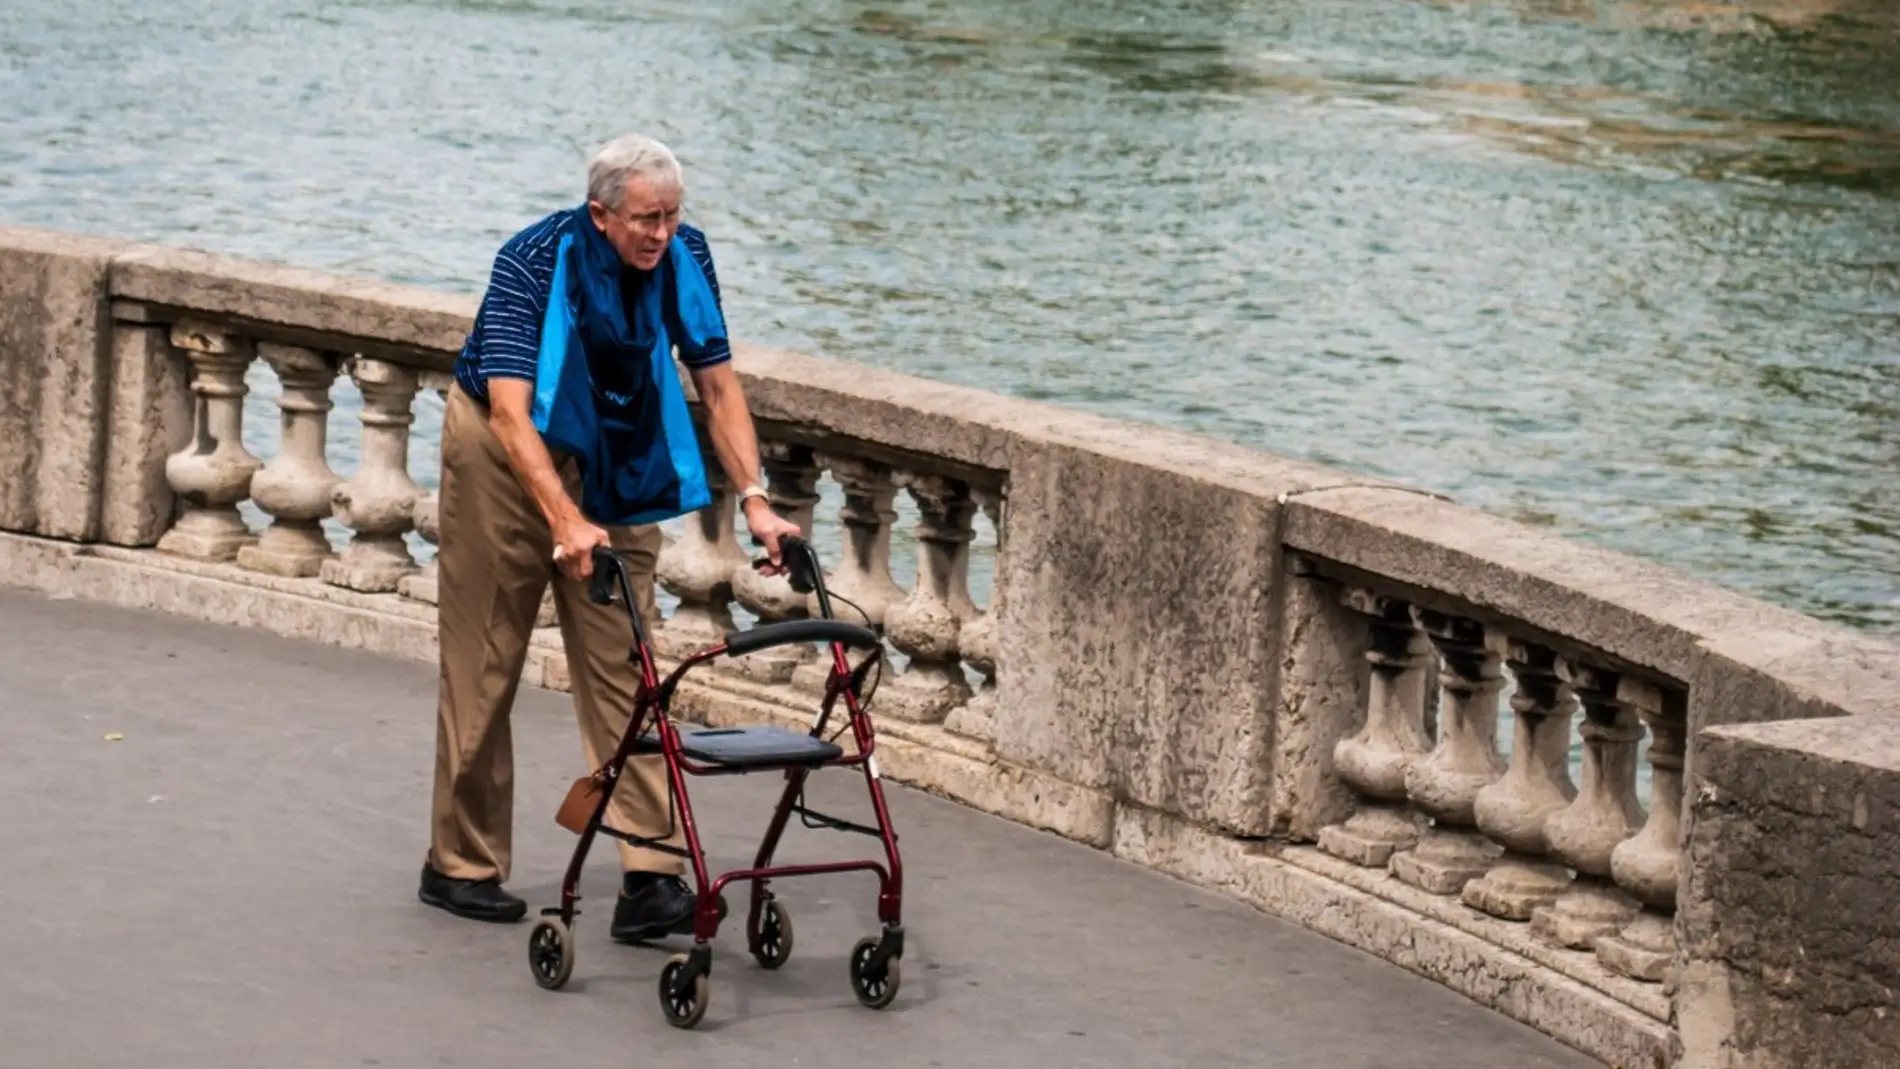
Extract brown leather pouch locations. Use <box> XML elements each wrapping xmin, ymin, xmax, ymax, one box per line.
<box><xmin>555</xmin><ymin>772</ymin><xmax>604</xmax><ymax>835</ymax></box>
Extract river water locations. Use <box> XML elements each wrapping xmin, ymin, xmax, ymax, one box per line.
<box><xmin>2</xmin><ymin>0</ymin><xmax>1896</xmax><ymax>633</ymax></box>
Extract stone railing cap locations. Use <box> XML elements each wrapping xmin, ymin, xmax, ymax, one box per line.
<box><xmin>1282</xmin><ymin>485</ymin><xmax>1900</xmax><ymax>709</ymax></box>
<box><xmin>0</xmin><ymin>225</ymin><xmax>131</xmax><ymax>261</ymax></box>
<box><xmin>109</xmin><ymin>242</ymin><xmax>476</xmax><ymax>363</ymax></box>
<box><xmin>733</xmin><ymin>341</ymin><xmax>1370</xmax><ymax>495</ymax></box>
<box><xmin>1700</xmin><ymin>714</ymin><xmax>1900</xmax><ymax>779</ymax></box>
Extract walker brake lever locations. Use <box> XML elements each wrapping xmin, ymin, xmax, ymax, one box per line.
<box><xmin>750</xmin><ymin>535</ymin><xmax>817</xmax><ymax>594</ymax></box>
<box><xmin>587</xmin><ymin>546</ymin><xmax>620</xmax><ymax>605</ymax></box>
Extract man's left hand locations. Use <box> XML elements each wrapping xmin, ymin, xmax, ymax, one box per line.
<box><xmin>743</xmin><ymin>497</ymin><xmax>802</xmax><ymax>574</ymax></box>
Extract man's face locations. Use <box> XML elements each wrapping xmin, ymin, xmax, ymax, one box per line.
<box><xmin>588</xmin><ymin>174</ymin><xmax>682</xmax><ymax>271</ymax></box>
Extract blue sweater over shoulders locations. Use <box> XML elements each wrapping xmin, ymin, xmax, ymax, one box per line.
<box><xmin>453</xmin><ymin>213</ymin><xmax>730</xmax><ymax>404</ymax></box>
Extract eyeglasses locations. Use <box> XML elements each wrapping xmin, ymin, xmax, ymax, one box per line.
<box><xmin>608</xmin><ymin>203</ymin><xmax>683</xmax><ymax>234</ymax></box>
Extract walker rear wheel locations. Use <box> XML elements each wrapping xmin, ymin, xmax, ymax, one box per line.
<box><xmin>659</xmin><ymin>952</ymin><xmax>710</xmax><ymax>1029</ymax></box>
<box><xmin>527</xmin><ymin>917</ymin><xmax>574</xmax><ymax>991</ymax></box>
<box><xmin>848</xmin><ymin>935</ymin><xmax>900</xmax><ymax>1009</ymax></box>
<box><xmin>750</xmin><ymin>899</ymin><xmax>794</xmax><ymax>970</ymax></box>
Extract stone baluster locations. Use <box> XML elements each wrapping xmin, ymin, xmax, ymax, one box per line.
<box><xmin>1316</xmin><ymin>591</ymin><xmax>1433</xmax><ymax>867</ymax></box>
<box><xmin>156</xmin><ymin>324</ymin><xmax>262</xmax><ymax>562</ymax></box>
<box><xmin>1463</xmin><ymin>641</ymin><xmax>1580</xmax><ymax>920</ymax></box>
<box><xmin>728</xmin><ymin>442</ymin><xmax>822</xmax><ymax>682</ymax></box>
<box><xmin>1597</xmin><ymin>689</ymin><xmax>1688</xmax><ymax>983</ymax></box>
<box><xmin>1390</xmin><ymin>609</ymin><xmax>1508</xmax><ymax>895</ymax></box>
<box><xmin>790</xmin><ymin>453</ymin><xmax>906</xmax><ymax>694</ymax></box>
<box><xmin>235</xmin><ymin>344</ymin><xmax>340</xmax><ymax>577</ymax></box>
<box><xmin>397</xmin><ymin>491</ymin><xmax>440</xmax><ymax>604</ymax></box>
<box><xmin>815</xmin><ymin>453</ymin><xmax>907</xmax><ymax>625</ymax></box>
<box><xmin>877</xmin><ymin>473</ymin><xmax>978</xmax><ymax>722</ymax></box>
<box><xmin>943</xmin><ymin>489</ymin><xmax>1002</xmax><ymax>741</ymax></box>
<box><xmin>398</xmin><ymin>384</ymin><xmax>446</xmax><ymax>605</ymax></box>
<box><xmin>1531</xmin><ymin>662</ymin><xmax>1652</xmax><ymax>949</ymax></box>
<box><xmin>320</xmin><ymin>358</ymin><xmax>420</xmax><ymax>593</ymax></box>
<box><xmin>655</xmin><ymin>464</ymin><xmax>749</xmax><ymax>660</ymax></box>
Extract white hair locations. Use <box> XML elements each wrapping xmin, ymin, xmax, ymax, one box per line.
<box><xmin>586</xmin><ymin>134</ymin><xmax>683</xmax><ymax>209</ymax></box>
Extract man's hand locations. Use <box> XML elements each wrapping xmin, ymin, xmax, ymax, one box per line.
<box><xmin>743</xmin><ymin>496</ymin><xmax>802</xmax><ymax>573</ymax></box>
<box><xmin>693</xmin><ymin>363</ymin><xmax>802</xmax><ymax>572</ymax></box>
<box><xmin>553</xmin><ymin>516</ymin><xmax>611</xmax><ymax>582</ymax></box>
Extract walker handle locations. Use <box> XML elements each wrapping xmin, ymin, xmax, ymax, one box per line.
<box><xmin>587</xmin><ymin>546</ymin><xmax>622</xmax><ymax>605</ymax></box>
<box><xmin>724</xmin><ymin>618</ymin><xmax>880</xmax><ymax>659</ymax></box>
<box><xmin>751</xmin><ymin>533</ymin><xmax>822</xmax><ymax>595</ymax></box>
<box><xmin>779</xmin><ymin>534</ymin><xmax>821</xmax><ymax>594</ymax></box>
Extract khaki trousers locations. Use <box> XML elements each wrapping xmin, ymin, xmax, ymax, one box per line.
<box><xmin>427</xmin><ymin>382</ymin><xmax>683</xmax><ymax>882</ymax></box>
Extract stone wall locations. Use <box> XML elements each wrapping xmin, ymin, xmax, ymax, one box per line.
<box><xmin>2</xmin><ymin>224</ymin><xmax>1898</xmax><ymax>1068</ymax></box>
<box><xmin>1679</xmin><ymin>717</ymin><xmax>1900</xmax><ymax>1068</ymax></box>
<box><xmin>0</xmin><ymin>228</ymin><xmax>129</xmax><ymax>540</ymax></box>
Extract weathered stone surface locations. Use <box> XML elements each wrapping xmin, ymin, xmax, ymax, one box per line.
<box><xmin>109</xmin><ymin>241</ymin><xmax>474</xmax><ymax>364</ymax></box>
<box><xmin>321</xmin><ymin>358</ymin><xmax>420</xmax><ymax>592</ymax></box>
<box><xmin>240</xmin><ymin>344</ymin><xmax>342</xmax><ymax>577</ymax></box>
<box><xmin>1596</xmin><ymin>910</ymin><xmax>1675</xmax><ymax>984</ymax></box>
<box><xmin>0</xmin><ymin>227</ymin><xmax>128</xmax><ymax>541</ymax></box>
<box><xmin>1391</xmin><ymin>828</ymin><xmax>1503</xmax><ymax>895</ymax></box>
<box><xmin>0</xmin><ymin>535</ymin><xmax>437</xmax><ymax>662</ymax></box>
<box><xmin>1273</xmin><ymin>836</ymin><xmax>1675</xmax><ymax>1023</ymax></box>
<box><xmin>1264</xmin><ymin>572</ymin><xmax>1367</xmax><ymax>839</ymax></box>
<box><xmin>156</xmin><ymin>325</ymin><xmax>261</xmax><ymax>562</ymax></box>
<box><xmin>1317</xmin><ymin>806</ymin><xmax>1423</xmax><ymax>867</ymax></box>
<box><xmin>98</xmin><ymin>323</ymin><xmax>191</xmax><ymax>545</ymax></box>
<box><xmin>1532</xmin><ymin>882</ymin><xmax>1641</xmax><ymax>951</ymax></box>
<box><xmin>1465</xmin><ymin>859</ymin><xmax>1573</xmax><ymax>921</ymax></box>
<box><xmin>1113</xmin><ymin>806</ymin><xmax>1674</xmax><ymax>1069</ymax></box>
<box><xmin>1279</xmin><ymin>486</ymin><xmax>1900</xmax><ymax>690</ymax></box>
<box><xmin>991</xmin><ymin>433</ymin><xmax>1334</xmax><ymax>837</ymax></box>
<box><xmin>396</xmin><ymin>492</ymin><xmax>440</xmax><ymax>604</ymax></box>
<box><xmin>1674</xmin><ymin>631</ymin><xmax>1900</xmax><ymax>934</ymax></box>
<box><xmin>1677</xmin><ymin>717</ymin><xmax>1900</xmax><ymax>1069</ymax></box>
<box><xmin>730</xmin><ymin>340</ymin><xmax>1377</xmax><ymax>499</ymax></box>
<box><xmin>730</xmin><ymin>343</ymin><xmax>1020</xmax><ymax>478</ymax></box>
<box><xmin>1689</xmin><ymin>627</ymin><xmax>1900</xmax><ymax>742</ymax></box>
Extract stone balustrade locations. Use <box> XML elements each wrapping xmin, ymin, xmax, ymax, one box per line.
<box><xmin>5</xmin><ymin>225</ymin><xmax>1900</xmax><ymax>1069</ymax></box>
<box><xmin>51</xmin><ymin>298</ymin><xmax>1009</xmax><ymax>738</ymax></box>
<box><xmin>1305</xmin><ymin>565</ymin><xmax>1690</xmax><ymax>996</ymax></box>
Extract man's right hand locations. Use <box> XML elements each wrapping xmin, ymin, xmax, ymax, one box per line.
<box><xmin>553</xmin><ymin>517</ymin><xmax>611</xmax><ymax>581</ymax></box>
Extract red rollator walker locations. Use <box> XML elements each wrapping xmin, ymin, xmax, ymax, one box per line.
<box><xmin>525</xmin><ymin>534</ymin><xmax>904</xmax><ymax>1029</ymax></box>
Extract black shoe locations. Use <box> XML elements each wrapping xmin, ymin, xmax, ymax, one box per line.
<box><xmin>418</xmin><ymin>864</ymin><xmax>527</xmax><ymax>923</ymax></box>
<box><xmin>610</xmin><ymin>872</ymin><xmax>727</xmax><ymax>943</ymax></box>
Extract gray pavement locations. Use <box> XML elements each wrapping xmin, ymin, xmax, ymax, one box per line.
<box><xmin>0</xmin><ymin>589</ymin><xmax>1600</xmax><ymax>1069</ymax></box>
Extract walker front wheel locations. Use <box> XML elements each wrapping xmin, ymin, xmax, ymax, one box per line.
<box><xmin>750</xmin><ymin>899</ymin><xmax>794</xmax><ymax>970</ymax></box>
<box><xmin>848</xmin><ymin>935</ymin><xmax>900</xmax><ymax>1009</ymax></box>
<box><xmin>659</xmin><ymin>952</ymin><xmax>710</xmax><ymax>1029</ymax></box>
<box><xmin>527</xmin><ymin>917</ymin><xmax>575</xmax><ymax>991</ymax></box>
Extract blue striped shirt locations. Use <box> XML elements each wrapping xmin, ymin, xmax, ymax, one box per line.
<box><xmin>453</xmin><ymin>210</ymin><xmax>731</xmax><ymax>403</ymax></box>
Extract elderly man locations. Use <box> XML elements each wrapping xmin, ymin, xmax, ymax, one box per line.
<box><xmin>419</xmin><ymin>134</ymin><xmax>799</xmax><ymax>940</ymax></box>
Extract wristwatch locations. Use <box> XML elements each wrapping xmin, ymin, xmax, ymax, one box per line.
<box><xmin>738</xmin><ymin>484</ymin><xmax>768</xmax><ymax>507</ymax></box>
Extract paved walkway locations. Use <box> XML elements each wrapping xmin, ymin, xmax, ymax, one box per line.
<box><xmin>0</xmin><ymin>589</ymin><xmax>1599</xmax><ymax>1069</ymax></box>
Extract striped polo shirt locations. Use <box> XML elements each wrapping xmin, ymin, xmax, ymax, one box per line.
<box><xmin>452</xmin><ymin>210</ymin><xmax>731</xmax><ymax>403</ymax></box>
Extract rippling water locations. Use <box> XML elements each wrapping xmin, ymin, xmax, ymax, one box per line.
<box><xmin>2</xmin><ymin>0</ymin><xmax>1895</xmax><ymax>631</ymax></box>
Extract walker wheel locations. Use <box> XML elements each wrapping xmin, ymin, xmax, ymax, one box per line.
<box><xmin>527</xmin><ymin>917</ymin><xmax>574</xmax><ymax>991</ymax></box>
<box><xmin>848</xmin><ymin>935</ymin><xmax>900</xmax><ymax>1009</ymax></box>
<box><xmin>659</xmin><ymin>952</ymin><xmax>710</xmax><ymax>1029</ymax></box>
<box><xmin>750</xmin><ymin>899</ymin><xmax>794</xmax><ymax>970</ymax></box>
